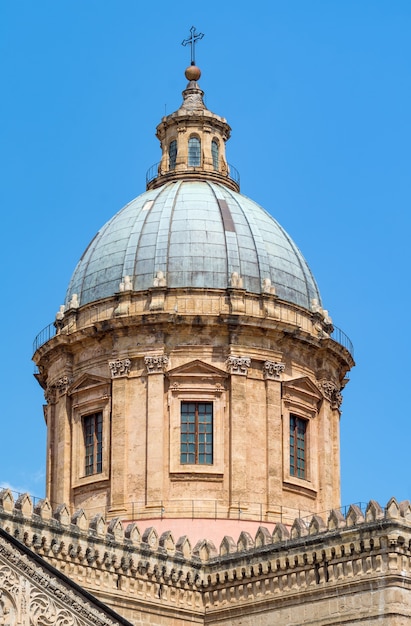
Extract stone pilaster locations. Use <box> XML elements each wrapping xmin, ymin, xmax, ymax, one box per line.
<box><xmin>45</xmin><ymin>376</ymin><xmax>72</xmax><ymax>502</ymax></box>
<box><xmin>227</xmin><ymin>356</ymin><xmax>250</xmax><ymax>511</ymax></box>
<box><xmin>145</xmin><ymin>355</ymin><xmax>168</xmax><ymax>506</ymax></box>
<box><xmin>265</xmin><ymin>374</ymin><xmax>283</xmax><ymax>510</ymax></box>
<box><xmin>110</xmin><ymin>376</ymin><xmax>128</xmax><ymax>513</ymax></box>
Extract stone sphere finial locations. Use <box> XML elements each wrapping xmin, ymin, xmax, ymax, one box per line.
<box><xmin>185</xmin><ymin>64</ymin><xmax>201</xmax><ymax>81</ymax></box>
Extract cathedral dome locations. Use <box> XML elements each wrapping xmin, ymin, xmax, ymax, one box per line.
<box><xmin>65</xmin><ymin>179</ymin><xmax>321</xmax><ymax>310</ymax></box>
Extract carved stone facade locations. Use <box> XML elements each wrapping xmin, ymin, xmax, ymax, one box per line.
<box><xmin>0</xmin><ymin>524</ymin><xmax>131</xmax><ymax>626</ymax></box>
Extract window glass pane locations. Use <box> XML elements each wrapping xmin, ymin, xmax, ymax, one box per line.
<box><xmin>211</xmin><ymin>140</ymin><xmax>219</xmax><ymax>170</ymax></box>
<box><xmin>169</xmin><ymin>140</ymin><xmax>177</xmax><ymax>170</ymax></box>
<box><xmin>188</xmin><ymin>137</ymin><xmax>201</xmax><ymax>166</ymax></box>
<box><xmin>180</xmin><ymin>401</ymin><xmax>213</xmax><ymax>465</ymax></box>
<box><xmin>83</xmin><ymin>412</ymin><xmax>103</xmax><ymax>476</ymax></box>
<box><xmin>290</xmin><ymin>414</ymin><xmax>306</xmax><ymax>479</ymax></box>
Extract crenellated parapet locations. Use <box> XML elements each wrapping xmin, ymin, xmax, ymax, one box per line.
<box><xmin>1</xmin><ymin>490</ymin><xmax>411</xmax><ymax>622</ymax></box>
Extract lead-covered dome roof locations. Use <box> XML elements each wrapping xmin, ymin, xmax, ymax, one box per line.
<box><xmin>65</xmin><ymin>179</ymin><xmax>321</xmax><ymax>310</ymax></box>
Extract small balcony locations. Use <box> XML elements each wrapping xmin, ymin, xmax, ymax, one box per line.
<box><xmin>146</xmin><ymin>159</ymin><xmax>240</xmax><ymax>192</ymax></box>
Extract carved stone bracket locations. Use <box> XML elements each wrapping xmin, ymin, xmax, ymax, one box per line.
<box><xmin>226</xmin><ymin>356</ymin><xmax>251</xmax><ymax>376</ymax></box>
<box><xmin>318</xmin><ymin>379</ymin><xmax>342</xmax><ymax>408</ymax></box>
<box><xmin>109</xmin><ymin>358</ymin><xmax>131</xmax><ymax>378</ymax></box>
<box><xmin>263</xmin><ymin>361</ymin><xmax>285</xmax><ymax>380</ymax></box>
<box><xmin>145</xmin><ymin>355</ymin><xmax>169</xmax><ymax>374</ymax></box>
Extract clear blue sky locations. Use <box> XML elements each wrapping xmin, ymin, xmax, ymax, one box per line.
<box><xmin>1</xmin><ymin>1</ymin><xmax>410</xmax><ymax>511</ymax></box>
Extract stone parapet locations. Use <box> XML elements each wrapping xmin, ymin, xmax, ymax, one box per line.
<box><xmin>1</xmin><ymin>491</ymin><xmax>411</xmax><ymax>624</ymax></box>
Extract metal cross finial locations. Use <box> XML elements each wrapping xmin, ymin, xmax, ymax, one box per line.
<box><xmin>182</xmin><ymin>26</ymin><xmax>204</xmax><ymax>65</ymax></box>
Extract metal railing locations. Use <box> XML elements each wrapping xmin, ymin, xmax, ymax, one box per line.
<box><xmin>33</xmin><ymin>322</ymin><xmax>56</xmax><ymax>353</ymax></box>
<box><xmin>33</xmin><ymin>317</ymin><xmax>353</xmax><ymax>359</ymax></box>
<box><xmin>145</xmin><ymin>160</ymin><xmax>240</xmax><ymax>187</ymax></box>
<box><xmin>0</xmin><ymin>489</ymin><xmax>369</xmax><ymax>529</ymax></box>
<box><xmin>331</xmin><ymin>325</ymin><xmax>354</xmax><ymax>357</ymax></box>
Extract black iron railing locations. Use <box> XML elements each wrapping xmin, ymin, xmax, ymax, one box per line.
<box><xmin>33</xmin><ymin>322</ymin><xmax>56</xmax><ymax>353</ymax></box>
<box><xmin>331</xmin><ymin>325</ymin><xmax>354</xmax><ymax>357</ymax></box>
<box><xmin>146</xmin><ymin>160</ymin><xmax>240</xmax><ymax>187</ymax></box>
<box><xmin>33</xmin><ymin>316</ymin><xmax>353</xmax><ymax>358</ymax></box>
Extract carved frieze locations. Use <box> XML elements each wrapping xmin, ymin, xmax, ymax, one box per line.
<box><xmin>226</xmin><ymin>356</ymin><xmax>251</xmax><ymax>376</ymax></box>
<box><xmin>0</xmin><ymin>534</ymin><xmax>121</xmax><ymax>626</ymax></box>
<box><xmin>145</xmin><ymin>355</ymin><xmax>169</xmax><ymax>374</ymax></box>
<box><xmin>109</xmin><ymin>358</ymin><xmax>131</xmax><ymax>378</ymax></box>
<box><xmin>263</xmin><ymin>361</ymin><xmax>285</xmax><ymax>380</ymax></box>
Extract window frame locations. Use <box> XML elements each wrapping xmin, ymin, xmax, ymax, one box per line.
<box><xmin>167</xmin><ymin>361</ymin><xmax>226</xmax><ymax>479</ymax></box>
<box><xmin>83</xmin><ymin>412</ymin><xmax>103</xmax><ymax>476</ymax></box>
<box><xmin>281</xmin><ymin>378</ymin><xmax>320</xmax><ymax>496</ymax></box>
<box><xmin>168</xmin><ymin>139</ymin><xmax>177</xmax><ymax>170</ymax></box>
<box><xmin>289</xmin><ymin>414</ymin><xmax>307</xmax><ymax>479</ymax></box>
<box><xmin>70</xmin><ymin>376</ymin><xmax>111</xmax><ymax>489</ymax></box>
<box><xmin>211</xmin><ymin>139</ymin><xmax>219</xmax><ymax>170</ymax></box>
<box><xmin>180</xmin><ymin>401</ymin><xmax>213</xmax><ymax>465</ymax></box>
<box><xmin>188</xmin><ymin>136</ymin><xmax>201</xmax><ymax>167</ymax></box>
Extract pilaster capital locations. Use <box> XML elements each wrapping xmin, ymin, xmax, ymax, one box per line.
<box><xmin>45</xmin><ymin>375</ymin><xmax>71</xmax><ymax>403</ymax></box>
<box><xmin>145</xmin><ymin>354</ymin><xmax>169</xmax><ymax>374</ymax></box>
<box><xmin>109</xmin><ymin>358</ymin><xmax>131</xmax><ymax>378</ymax></box>
<box><xmin>263</xmin><ymin>361</ymin><xmax>285</xmax><ymax>380</ymax></box>
<box><xmin>226</xmin><ymin>356</ymin><xmax>251</xmax><ymax>376</ymax></box>
<box><xmin>318</xmin><ymin>379</ymin><xmax>342</xmax><ymax>408</ymax></box>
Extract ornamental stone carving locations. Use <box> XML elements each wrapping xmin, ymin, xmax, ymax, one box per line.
<box><xmin>318</xmin><ymin>379</ymin><xmax>343</xmax><ymax>408</ymax></box>
<box><xmin>109</xmin><ymin>358</ymin><xmax>131</xmax><ymax>378</ymax></box>
<box><xmin>45</xmin><ymin>376</ymin><xmax>72</xmax><ymax>403</ymax></box>
<box><xmin>263</xmin><ymin>361</ymin><xmax>285</xmax><ymax>380</ymax></box>
<box><xmin>226</xmin><ymin>356</ymin><xmax>251</xmax><ymax>376</ymax></box>
<box><xmin>229</xmin><ymin>272</ymin><xmax>243</xmax><ymax>289</ymax></box>
<box><xmin>0</xmin><ymin>534</ymin><xmax>121</xmax><ymax>626</ymax></box>
<box><xmin>145</xmin><ymin>355</ymin><xmax>169</xmax><ymax>374</ymax></box>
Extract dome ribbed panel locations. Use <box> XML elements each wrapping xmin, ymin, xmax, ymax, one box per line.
<box><xmin>167</xmin><ymin>182</ymin><xmax>228</xmax><ymax>289</ymax></box>
<box><xmin>65</xmin><ymin>181</ymin><xmax>321</xmax><ymax>310</ymax></box>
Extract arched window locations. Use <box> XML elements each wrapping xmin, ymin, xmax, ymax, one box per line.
<box><xmin>169</xmin><ymin>140</ymin><xmax>177</xmax><ymax>170</ymax></box>
<box><xmin>211</xmin><ymin>140</ymin><xmax>219</xmax><ymax>170</ymax></box>
<box><xmin>188</xmin><ymin>137</ymin><xmax>201</xmax><ymax>167</ymax></box>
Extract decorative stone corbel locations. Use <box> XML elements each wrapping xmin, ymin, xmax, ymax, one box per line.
<box><xmin>226</xmin><ymin>356</ymin><xmax>251</xmax><ymax>376</ymax></box>
<box><xmin>263</xmin><ymin>361</ymin><xmax>285</xmax><ymax>380</ymax></box>
<box><xmin>145</xmin><ymin>355</ymin><xmax>169</xmax><ymax>374</ymax></box>
<box><xmin>109</xmin><ymin>358</ymin><xmax>131</xmax><ymax>378</ymax></box>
